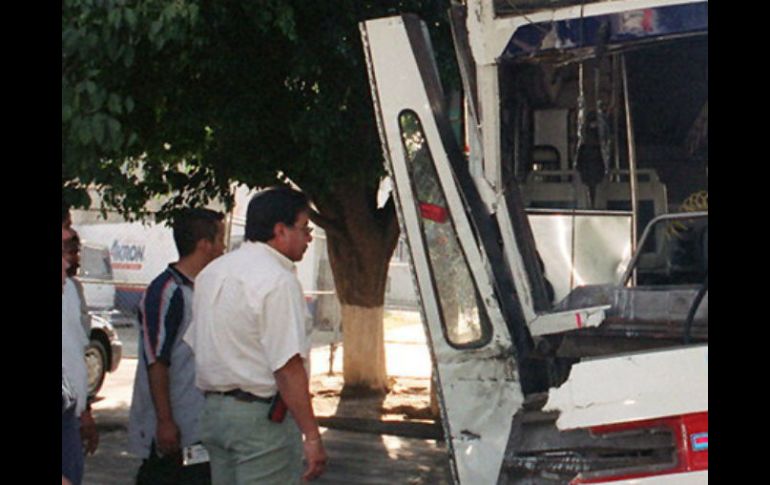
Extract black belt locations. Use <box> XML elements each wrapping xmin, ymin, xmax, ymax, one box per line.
<box><xmin>205</xmin><ymin>389</ymin><xmax>273</xmax><ymax>403</ymax></box>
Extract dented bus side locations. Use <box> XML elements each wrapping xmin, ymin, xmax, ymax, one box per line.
<box><xmin>361</xmin><ymin>1</ymin><xmax>707</xmax><ymax>483</ymax></box>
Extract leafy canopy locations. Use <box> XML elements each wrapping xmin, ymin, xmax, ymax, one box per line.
<box><xmin>63</xmin><ymin>0</ymin><xmax>458</xmax><ymax>221</ymax></box>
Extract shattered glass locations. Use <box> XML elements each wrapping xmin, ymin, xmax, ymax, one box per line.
<box><xmin>399</xmin><ymin>111</ymin><xmax>490</xmax><ymax>346</ymax></box>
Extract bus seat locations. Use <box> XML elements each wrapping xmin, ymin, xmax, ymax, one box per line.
<box><xmin>593</xmin><ymin>169</ymin><xmax>668</xmax><ymax>253</ymax></box>
<box><xmin>521</xmin><ymin>170</ymin><xmax>592</xmax><ymax>209</ymax></box>
<box><xmin>531</xmin><ymin>144</ymin><xmax>560</xmax><ymax>171</ymax></box>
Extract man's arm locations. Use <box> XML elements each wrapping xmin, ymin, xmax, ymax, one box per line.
<box><xmin>139</xmin><ymin>278</ymin><xmax>185</xmax><ymax>456</ymax></box>
<box><xmin>274</xmin><ymin>354</ymin><xmax>327</xmax><ymax>481</ymax></box>
<box><xmin>80</xmin><ymin>408</ymin><xmax>99</xmax><ymax>454</ymax></box>
<box><xmin>147</xmin><ymin>362</ymin><xmax>180</xmax><ymax>455</ymax></box>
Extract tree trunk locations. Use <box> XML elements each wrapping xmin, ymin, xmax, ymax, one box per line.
<box><xmin>340</xmin><ymin>305</ymin><xmax>388</xmax><ymax>392</ymax></box>
<box><xmin>312</xmin><ymin>183</ymin><xmax>399</xmax><ymax>396</ymax></box>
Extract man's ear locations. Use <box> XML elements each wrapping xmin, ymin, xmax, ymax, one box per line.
<box><xmin>195</xmin><ymin>238</ymin><xmax>211</xmax><ymax>253</ymax></box>
<box><xmin>273</xmin><ymin>222</ymin><xmax>287</xmax><ymax>240</ymax></box>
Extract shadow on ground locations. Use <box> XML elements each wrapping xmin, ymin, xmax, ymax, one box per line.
<box><xmin>312</xmin><ymin>378</ymin><xmax>451</xmax><ymax>484</ymax></box>
<box><xmin>85</xmin><ymin>371</ymin><xmax>450</xmax><ymax>485</ymax></box>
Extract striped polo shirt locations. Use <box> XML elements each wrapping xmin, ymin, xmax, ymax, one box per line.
<box><xmin>128</xmin><ymin>264</ymin><xmax>205</xmax><ymax>458</ymax></box>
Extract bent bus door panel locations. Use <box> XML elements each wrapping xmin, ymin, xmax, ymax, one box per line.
<box><xmin>362</xmin><ymin>15</ymin><xmax>526</xmax><ymax>485</ymax></box>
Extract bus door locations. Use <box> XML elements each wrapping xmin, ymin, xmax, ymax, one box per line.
<box><xmin>361</xmin><ymin>15</ymin><xmax>527</xmax><ymax>484</ymax></box>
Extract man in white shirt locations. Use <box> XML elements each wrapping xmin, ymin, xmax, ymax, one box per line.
<box><xmin>62</xmin><ymin>229</ymin><xmax>90</xmax><ymax>335</ymax></box>
<box><xmin>185</xmin><ymin>187</ymin><xmax>327</xmax><ymax>484</ymax></box>
<box><xmin>63</xmin><ymin>226</ymin><xmax>78</xmax><ymax>485</ymax></box>
<box><xmin>62</xmin><ymin>226</ymin><xmax>98</xmax><ymax>485</ymax></box>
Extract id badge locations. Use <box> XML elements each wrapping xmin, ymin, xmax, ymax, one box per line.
<box><xmin>182</xmin><ymin>443</ymin><xmax>210</xmax><ymax>466</ymax></box>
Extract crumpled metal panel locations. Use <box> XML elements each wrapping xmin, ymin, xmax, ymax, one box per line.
<box><xmin>498</xmin><ymin>405</ymin><xmax>676</xmax><ymax>483</ymax></box>
<box><xmin>544</xmin><ymin>345</ymin><xmax>708</xmax><ymax>429</ymax></box>
<box><xmin>554</xmin><ymin>284</ymin><xmax>707</xmax><ymax>339</ymax></box>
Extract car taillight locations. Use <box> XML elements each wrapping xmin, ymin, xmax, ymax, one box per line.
<box><xmin>571</xmin><ymin>412</ymin><xmax>708</xmax><ymax>484</ymax></box>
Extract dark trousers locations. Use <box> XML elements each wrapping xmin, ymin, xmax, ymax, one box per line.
<box><xmin>136</xmin><ymin>442</ymin><xmax>211</xmax><ymax>485</ymax></box>
<box><xmin>62</xmin><ymin>407</ymin><xmax>84</xmax><ymax>485</ymax></box>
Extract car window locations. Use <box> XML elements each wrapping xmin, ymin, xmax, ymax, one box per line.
<box><xmin>80</xmin><ymin>245</ymin><xmax>113</xmax><ymax>280</ymax></box>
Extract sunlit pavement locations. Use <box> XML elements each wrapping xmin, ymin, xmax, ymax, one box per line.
<box><xmin>310</xmin><ymin>332</ymin><xmax>431</xmax><ymax>379</ymax></box>
<box><xmin>95</xmin><ymin>310</ymin><xmax>430</xmax><ymax>415</ymax></box>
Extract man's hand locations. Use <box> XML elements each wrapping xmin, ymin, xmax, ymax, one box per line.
<box><xmin>155</xmin><ymin>418</ymin><xmax>181</xmax><ymax>456</ymax></box>
<box><xmin>80</xmin><ymin>410</ymin><xmax>99</xmax><ymax>455</ymax></box>
<box><xmin>302</xmin><ymin>437</ymin><xmax>328</xmax><ymax>481</ymax></box>
<box><xmin>147</xmin><ymin>362</ymin><xmax>179</xmax><ymax>455</ymax></box>
<box><xmin>274</xmin><ymin>355</ymin><xmax>327</xmax><ymax>481</ymax></box>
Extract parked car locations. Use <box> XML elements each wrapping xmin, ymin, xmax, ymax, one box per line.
<box><xmin>79</xmin><ymin>242</ymin><xmax>116</xmax><ymax>311</ymax></box>
<box><xmin>74</xmin><ymin>240</ymin><xmax>122</xmax><ymax>397</ymax></box>
<box><xmin>86</xmin><ymin>313</ymin><xmax>123</xmax><ymax>398</ymax></box>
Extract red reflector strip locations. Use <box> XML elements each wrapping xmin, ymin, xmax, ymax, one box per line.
<box><xmin>691</xmin><ymin>432</ymin><xmax>708</xmax><ymax>451</ymax></box>
<box><xmin>419</xmin><ymin>203</ymin><xmax>448</xmax><ymax>223</ymax></box>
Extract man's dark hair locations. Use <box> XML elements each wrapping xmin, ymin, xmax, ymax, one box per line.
<box><xmin>245</xmin><ymin>187</ymin><xmax>310</xmax><ymax>242</ymax></box>
<box><xmin>173</xmin><ymin>208</ymin><xmax>225</xmax><ymax>257</ymax></box>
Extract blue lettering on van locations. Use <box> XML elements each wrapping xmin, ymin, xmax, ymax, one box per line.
<box><xmin>111</xmin><ymin>240</ymin><xmax>146</xmax><ymax>262</ymax></box>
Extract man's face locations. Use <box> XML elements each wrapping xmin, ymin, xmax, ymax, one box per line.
<box><xmin>63</xmin><ymin>230</ymin><xmax>81</xmax><ymax>277</ymax></box>
<box><xmin>202</xmin><ymin>221</ymin><xmax>227</xmax><ymax>264</ymax></box>
<box><xmin>62</xmin><ymin>228</ymin><xmax>71</xmax><ymax>291</ymax></box>
<box><xmin>281</xmin><ymin>210</ymin><xmax>313</xmax><ymax>262</ymax></box>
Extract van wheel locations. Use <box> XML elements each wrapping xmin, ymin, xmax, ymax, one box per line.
<box><xmin>85</xmin><ymin>339</ymin><xmax>107</xmax><ymax>398</ymax></box>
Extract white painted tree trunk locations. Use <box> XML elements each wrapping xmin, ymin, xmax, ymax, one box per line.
<box><xmin>341</xmin><ymin>304</ymin><xmax>389</xmax><ymax>391</ymax></box>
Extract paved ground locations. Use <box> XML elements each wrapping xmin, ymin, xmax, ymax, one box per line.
<box><xmin>83</xmin><ymin>311</ymin><xmax>451</xmax><ymax>484</ymax></box>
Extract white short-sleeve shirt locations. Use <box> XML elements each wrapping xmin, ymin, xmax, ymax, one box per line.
<box><xmin>62</xmin><ymin>278</ymin><xmax>89</xmax><ymax>415</ymax></box>
<box><xmin>184</xmin><ymin>241</ymin><xmax>312</xmax><ymax>398</ymax></box>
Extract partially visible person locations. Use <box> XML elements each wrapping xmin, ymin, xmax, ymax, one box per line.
<box><xmin>185</xmin><ymin>187</ymin><xmax>327</xmax><ymax>484</ymax></box>
<box><xmin>62</xmin><ymin>205</ymin><xmax>72</xmax><ymax>230</ymax></box>
<box><xmin>63</xmin><ymin>227</ymin><xmax>78</xmax><ymax>485</ymax></box>
<box><xmin>62</xmin><ymin>229</ymin><xmax>90</xmax><ymax>335</ymax></box>
<box><xmin>128</xmin><ymin>208</ymin><xmax>225</xmax><ymax>485</ymax></box>
<box><xmin>62</xmin><ymin>226</ymin><xmax>98</xmax><ymax>485</ymax></box>
<box><xmin>62</xmin><ymin>227</ymin><xmax>70</xmax><ymax>288</ymax></box>
<box><xmin>62</xmin><ymin>226</ymin><xmax>99</xmax><ymax>451</ymax></box>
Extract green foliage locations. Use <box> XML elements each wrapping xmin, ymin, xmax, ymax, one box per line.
<box><xmin>62</xmin><ymin>0</ymin><xmax>458</xmax><ymax>222</ymax></box>
<box><xmin>63</xmin><ymin>0</ymin><xmax>209</xmax><ymax>216</ymax></box>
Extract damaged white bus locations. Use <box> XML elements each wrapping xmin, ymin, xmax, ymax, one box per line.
<box><xmin>360</xmin><ymin>0</ymin><xmax>707</xmax><ymax>483</ymax></box>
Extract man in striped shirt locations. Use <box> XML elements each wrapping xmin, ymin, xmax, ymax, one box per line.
<box><xmin>128</xmin><ymin>208</ymin><xmax>225</xmax><ymax>485</ymax></box>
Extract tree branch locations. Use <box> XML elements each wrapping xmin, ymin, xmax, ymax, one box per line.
<box><xmin>307</xmin><ymin>187</ymin><xmax>351</xmax><ymax>237</ymax></box>
<box><xmin>379</xmin><ymin>194</ymin><xmax>400</xmax><ymax>254</ymax></box>
<box><xmin>309</xmin><ymin>206</ymin><xmax>346</xmax><ymax>239</ymax></box>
